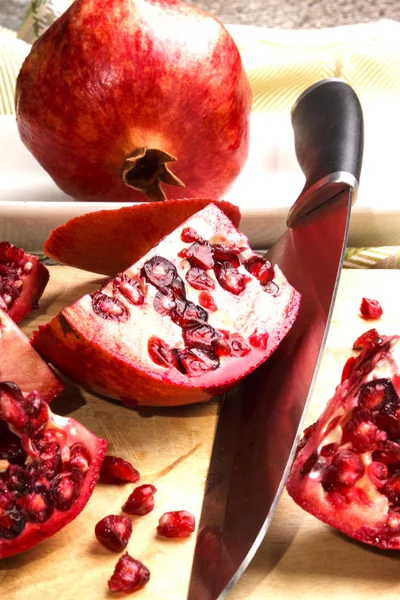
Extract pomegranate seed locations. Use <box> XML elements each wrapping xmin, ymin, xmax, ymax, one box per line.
<box><xmin>215</xmin><ymin>262</ymin><xmax>246</xmax><ymax>295</ymax></box>
<box><xmin>341</xmin><ymin>356</ymin><xmax>357</xmax><ymax>382</ymax></box>
<box><xmin>91</xmin><ymin>292</ymin><xmax>128</xmax><ymax>321</ymax></box>
<box><xmin>212</xmin><ymin>243</ymin><xmax>243</xmax><ymax>262</ymax></box>
<box><xmin>108</xmin><ymin>552</ymin><xmax>150</xmax><ymax>593</ymax></box>
<box><xmin>171</xmin><ymin>298</ymin><xmax>208</xmax><ymax>328</ymax></box>
<box><xmin>384</xmin><ymin>475</ymin><xmax>400</xmax><ymax>505</ymax></box>
<box><xmin>299</xmin><ymin>452</ymin><xmax>318</xmax><ymax>478</ymax></box>
<box><xmin>157</xmin><ymin>510</ymin><xmax>196</xmax><ymax>538</ymax></box>
<box><xmin>183</xmin><ymin>324</ymin><xmax>222</xmax><ymax>352</ymax></box>
<box><xmin>367</xmin><ymin>461</ymin><xmax>388</xmax><ymax>488</ymax></box>
<box><xmin>68</xmin><ymin>443</ymin><xmax>91</xmax><ymax>474</ymax></box>
<box><xmin>153</xmin><ymin>289</ymin><xmax>176</xmax><ymax>316</ymax></box>
<box><xmin>141</xmin><ymin>256</ymin><xmax>177</xmax><ymax>290</ymax></box>
<box><xmin>95</xmin><ymin>515</ymin><xmax>133</xmax><ymax>552</ymax></box>
<box><xmin>322</xmin><ymin>450</ymin><xmax>365</xmax><ymax>491</ymax></box>
<box><xmin>114</xmin><ymin>274</ymin><xmax>144</xmax><ymax>305</ymax></box>
<box><xmin>122</xmin><ymin>484</ymin><xmax>157</xmax><ymax>515</ymax></box>
<box><xmin>360</xmin><ymin>297</ymin><xmax>383</xmax><ymax>320</ymax></box>
<box><xmin>181</xmin><ymin>227</ymin><xmax>200</xmax><ymax>243</ymax></box>
<box><xmin>358</xmin><ymin>380</ymin><xmax>387</xmax><ymax>410</ymax></box>
<box><xmin>178</xmin><ymin>348</ymin><xmax>219</xmax><ymax>376</ymax></box>
<box><xmin>319</xmin><ymin>443</ymin><xmax>338</xmax><ymax>457</ymax></box>
<box><xmin>185</xmin><ymin>240</ymin><xmax>215</xmax><ymax>270</ymax></box>
<box><xmin>16</xmin><ymin>485</ymin><xmax>53</xmax><ymax>523</ymax></box>
<box><xmin>99</xmin><ymin>456</ymin><xmax>140</xmax><ymax>484</ymax></box>
<box><xmin>215</xmin><ymin>333</ymin><xmax>251</xmax><ymax>357</ymax></box>
<box><xmin>244</xmin><ymin>255</ymin><xmax>275</xmax><ymax>285</ymax></box>
<box><xmin>387</xmin><ymin>511</ymin><xmax>400</xmax><ymax>530</ymax></box>
<box><xmin>353</xmin><ymin>328</ymin><xmax>382</xmax><ymax>351</ymax></box>
<box><xmin>170</xmin><ymin>275</ymin><xmax>186</xmax><ymax>298</ymax></box>
<box><xmin>372</xmin><ymin>440</ymin><xmax>400</xmax><ymax>465</ymax></box>
<box><xmin>50</xmin><ymin>472</ymin><xmax>81</xmax><ymax>511</ymax></box>
<box><xmin>248</xmin><ymin>328</ymin><xmax>269</xmax><ymax>350</ymax></box>
<box><xmin>198</xmin><ymin>291</ymin><xmax>218</xmax><ymax>311</ymax></box>
<box><xmin>342</xmin><ymin>412</ymin><xmax>378</xmax><ymax>453</ymax></box>
<box><xmin>0</xmin><ymin>510</ymin><xmax>26</xmax><ymax>540</ymax></box>
<box><xmin>148</xmin><ymin>336</ymin><xmax>177</xmax><ymax>368</ymax></box>
<box><xmin>185</xmin><ymin>267</ymin><xmax>215</xmax><ymax>291</ymax></box>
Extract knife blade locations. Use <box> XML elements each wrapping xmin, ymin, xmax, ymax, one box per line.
<box><xmin>187</xmin><ymin>78</ymin><xmax>364</xmax><ymax>600</ymax></box>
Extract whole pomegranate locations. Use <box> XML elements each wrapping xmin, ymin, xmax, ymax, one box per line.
<box><xmin>15</xmin><ymin>0</ymin><xmax>252</xmax><ymax>202</ymax></box>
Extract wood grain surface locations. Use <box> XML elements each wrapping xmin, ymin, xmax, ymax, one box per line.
<box><xmin>1</xmin><ymin>267</ymin><xmax>400</xmax><ymax>599</ymax></box>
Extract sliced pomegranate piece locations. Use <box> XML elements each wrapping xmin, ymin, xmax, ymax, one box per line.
<box><xmin>0</xmin><ymin>242</ymin><xmax>49</xmax><ymax>323</ymax></box>
<box><xmin>0</xmin><ymin>381</ymin><xmax>107</xmax><ymax>558</ymax></box>
<box><xmin>95</xmin><ymin>515</ymin><xmax>132</xmax><ymax>552</ymax></box>
<box><xmin>122</xmin><ymin>484</ymin><xmax>157</xmax><ymax>515</ymax></box>
<box><xmin>108</xmin><ymin>552</ymin><xmax>150</xmax><ymax>593</ymax></box>
<box><xmin>0</xmin><ymin>308</ymin><xmax>63</xmax><ymax>402</ymax></box>
<box><xmin>286</xmin><ymin>332</ymin><xmax>400</xmax><ymax>549</ymax></box>
<box><xmin>44</xmin><ymin>198</ymin><xmax>241</xmax><ymax>276</ymax></box>
<box><xmin>360</xmin><ymin>297</ymin><xmax>383</xmax><ymax>320</ymax></box>
<box><xmin>32</xmin><ymin>204</ymin><xmax>300</xmax><ymax>406</ymax></box>
<box><xmin>353</xmin><ymin>328</ymin><xmax>382</xmax><ymax>350</ymax></box>
<box><xmin>157</xmin><ymin>510</ymin><xmax>196</xmax><ymax>538</ymax></box>
<box><xmin>99</xmin><ymin>456</ymin><xmax>140</xmax><ymax>484</ymax></box>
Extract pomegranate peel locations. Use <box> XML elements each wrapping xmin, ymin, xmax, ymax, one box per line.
<box><xmin>43</xmin><ymin>198</ymin><xmax>241</xmax><ymax>276</ymax></box>
<box><xmin>0</xmin><ymin>382</ymin><xmax>107</xmax><ymax>558</ymax></box>
<box><xmin>0</xmin><ymin>308</ymin><xmax>63</xmax><ymax>403</ymax></box>
<box><xmin>0</xmin><ymin>242</ymin><xmax>49</xmax><ymax>323</ymax></box>
<box><xmin>32</xmin><ymin>204</ymin><xmax>301</xmax><ymax>407</ymax></box>
<box><xmin>287</xmin><ymin>332</ymin><xmax>400</xmax><ymax>550</ymax></box>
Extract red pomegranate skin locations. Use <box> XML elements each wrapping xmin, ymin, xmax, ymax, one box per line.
<box><xmin>15</xmin><ymin>0</ymin><xmax>252</xmax><ymax>202</ymax></box>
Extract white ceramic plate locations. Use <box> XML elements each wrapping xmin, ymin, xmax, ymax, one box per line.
<box><xmin>1</xmin><ymin>99</ymin><xmax>400</xmax><ymax>253</ymax></box>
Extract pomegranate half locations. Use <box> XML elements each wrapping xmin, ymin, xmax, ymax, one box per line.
<box><xmin>32</xmin><ymin>203</ymin><xmax>300</xmax><ymax>406</ymax></box>
<box><xmin>287</xmin><ymin>332</ymin><xmax>400</xmax><ymax>550</ymax></box>
<box><xmin>15</xmin><ymin>0</ymin><xmax>251</xmax><ymax>202</ymax></box>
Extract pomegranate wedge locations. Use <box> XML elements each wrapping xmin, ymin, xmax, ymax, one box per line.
<box><xmin>32</xmin><ymin>204</ymin><xmax>300</xmax><ymax>407</ymax></box>
<box><xmin>287</xmin><ymin>332</ymin><xmax>400</xmax><ymax>550</ymax></box>
<box><xmin>44</xmin><ymin>198</ymin><xmax>241</xmax><ymax>276</ymax></box>
<box><xmin>0</xmin><ymin>242</ymin><xmax>49</xmax><ymax>323</ymax></box>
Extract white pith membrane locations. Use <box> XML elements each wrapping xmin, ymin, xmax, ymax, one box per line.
<box><xmin>287</xmin><ymin>335</ymin><xmax>400</xmax><ymax>549</ymax></box>
<box><xmin>0</xmin><ymin>383</ymin><xmax>106</xmax><ymax>557</ymax></box>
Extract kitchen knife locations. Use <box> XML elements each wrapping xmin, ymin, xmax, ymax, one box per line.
<box><xmin>187</xmin><ymin>78</ymin><xmax>364</xmax><ymax>600</ymax></box>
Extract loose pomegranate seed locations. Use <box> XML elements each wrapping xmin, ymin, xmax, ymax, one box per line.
<box><xmin>198</xmin><ymin>291</ymin><xmax>218</xmax><ymax>311</ymax></box>
<box><xmin>215</xmin><ymin>262</ymin><xmax>246</xmax><ymax>295</ymax></box>
<box><xmin>91</xmin><ymin>292</ymin><xmax>128</xmax><ymax>321</ymax></box>
<box><xmin>122</xmin><ymin>484</ymin><xmax>157</xmax><ymax>515</ymax></box>
<box><xmin>248</xmin><ymin>328</ymin><xmax>269</xmax><ymax>350</ymax></box>
<box><xmin>113</xmin><ymin>274</ymin><xmax>144</xmax><ymax>305</ymax></box>
<box><xmin>185</xmin><ymin>267</ymin><xmax>215</xmax><ymax>291</ymax></box>
<box><xmin>353</xmin><ymin>328</ymin><xmax>382</xmax><ymax>351</ymax></box>
<box><xmin>95</xmin><ymin>515</ymin><xmax>132</xmax><ymax>552</ymax></box>
<box><xmin>157</xmin><ymin>510</ymin><xmax>196</xmax><ymax>538</ymax></box>
<box><xmin>183</xmin><ymin>324</ymin><xmax>222</xmax><ymax>352</ymax></box>
<box><xmin>244</xmin><ymin>255</ymin><xmax>275</xmax><ymax>285</ymax></box>
<box><xmin>141</xmin><ymin>256</ymin><xmax>177</xmax><ymax>290</ymax></box>
<box><xmin>148</xmin><ymin>337</ymin><xmax>178</xmax><ymax>368</ymax></box>
<box><xmin>99</xmin><ymin>456</ymin><xmax>140</xmax><ymax>485</ymax></box>
<box><xmin>108</xmin><ymin>552</ymin><xmax>150</xmax><ymax>593</ymax></box>
<box><xmin>178</xmin><ymin>348</ymin><xmax>219</xmax><ymax>376</ymax></box>
<box><xmin>50</xmin><ymin>472</ymin><xmax>81</xmax><ymax>511</ymax></box>
<box><xmin>184</xmin><ymin>240</ymin><xmax>215</xmax><ymax>270</ymax></box>
<box><xmin>181</xmin><ymin>227</ymin><xmax>201</xmax><ymax>243</ymax></box>
<box><xmin>360</xmin><ymin>297</ymin><xmax>383</xmax><ymax>320</ymax></box>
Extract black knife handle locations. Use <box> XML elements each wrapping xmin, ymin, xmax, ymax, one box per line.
<box><xmin>287</xmin><ymin>78</ymin><xmax>364</xmax><ymax>227</ymax></box>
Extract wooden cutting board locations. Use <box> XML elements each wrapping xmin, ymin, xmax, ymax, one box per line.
<box><xmin>1</xmin><ymin>266</ymin><xmax>400</xmax><ymax>599</ymax></box>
